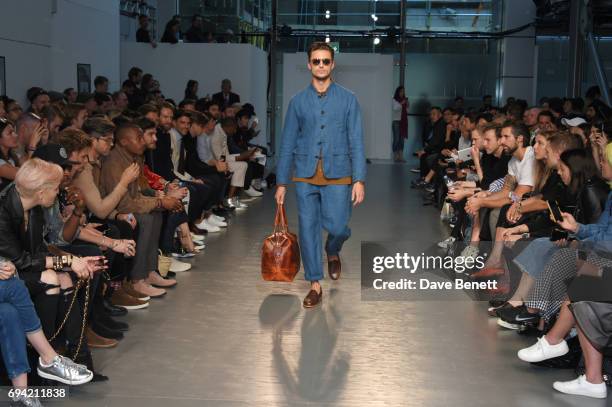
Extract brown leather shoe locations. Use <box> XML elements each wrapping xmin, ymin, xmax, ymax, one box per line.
<box><xmin>328</xmin><ymin>257</ymin><xmax>341</xmax><ymax>280</ymax></box>
<box><xmin>303</xmin><ymin>288</ymin><xmax>322</xmax><ymax>308</ymax></box>
<box><xmin>122</xmin><ymin>281</ymin><xmax>150</xmax><ymax>301</ymax></box>
<box><xmin>86</xmin><ymin>327</ymin><xmax>118</xmax><ymax>349</ymax></box>
<box><xmin>111</xmin><ymin>287</ymin><xmax>150</xmax><ymax>310</ymax></box>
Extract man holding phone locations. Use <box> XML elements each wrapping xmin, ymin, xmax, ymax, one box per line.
<box><xmin>275</xmin><ymin>42</ymin><xmax>366</xmax><ymax>308</ymax></box>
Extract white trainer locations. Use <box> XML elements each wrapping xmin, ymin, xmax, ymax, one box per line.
<box><xmin>169</xmin><ymin>258</ymin><xmax>191</xmax><ymax>272</ymax></box>
<box><xmin>211</xmin><ymin>214</ymin><xmax>226</xmax><ymax>223</ymax></box>
<box><xmin>553</xmin><ymin>375</ymin><xmax>607</xmax><ymax>399</ymax></box>
<box><xmin>437</xmin><ymin>236</ymin><xmax>456</xmax><ymax>249</ymax></box>
<box><xmin>518</xmin><ymin>336</ymin><xmax>569</xmax><ymax>363</ymax></box>
<box><xmin>459</xmin><ymin>245</ymin><xmax>479</xmax><ymax>262</ymax></box>
<box><xmin>244</xmin><ymin>187</ymin><xmax>263</xmax><ymax>197</ymax></box>
<box><xmin>196</xmin><ymin>219</ymin><xmax>221</xmax><ymax>233</ymax></box>
<box><xmin>207</xmin><ymin>216</ymin><xmax>227</xmax><ymax>227</ymax></box>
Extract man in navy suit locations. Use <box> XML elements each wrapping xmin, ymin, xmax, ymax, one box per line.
<box><xmin>275</xmin><ymin>42</ymin><xmax>367</xmax><ymax>308</ymax></box>
<box><xmin>212</xmin><ymin>79</ymin><xmax>241</xmax><ymax>112</ymax></box>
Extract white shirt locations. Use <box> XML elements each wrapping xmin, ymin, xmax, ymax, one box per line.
<box><xmin>508</xmin><ymin>146</ymin><xmax>535</xmax><ymax>187</ymax></box>
<box><xmin>392</xmin><ymin>98</ymin><xmax>402</xmax><ymax>121</ymax></box>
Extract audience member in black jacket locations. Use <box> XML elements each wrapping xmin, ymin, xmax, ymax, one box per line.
<box><xmin>212</xmin><ymin>79</ymin><xmax>240</xmax><ymax>112</ymax></box>
<box><xmin>414</xmin><ymin>107</ymin><xmax>447</xmax><ymax>180</ymax></box>
<box><xmin>0</xmin><ymin>160</ymin><xmax>103</xmax><ymax>361</ymax></box>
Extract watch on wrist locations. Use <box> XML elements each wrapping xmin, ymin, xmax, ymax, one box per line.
<box><xmin>521</xmin><ymin>232</ymin><xmax>530</xmax><ymax>239</ymax></box>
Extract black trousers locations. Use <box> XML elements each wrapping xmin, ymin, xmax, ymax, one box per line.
<box><xmin>244</xmin><ymin>162</ymin><xmax>265</xmax><ymax>189</ymax></box>
<box><xmin>185</xmin><ymin>181</ymin><xmax>216</xmax><ymax>222</ymax></box>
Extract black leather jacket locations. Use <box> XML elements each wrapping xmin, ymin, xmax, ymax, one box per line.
<box><xmin>575</xmin><ymin>177</ymin><xmax>610</xmax><ymax>224</ymax></box>
<box><xmin>0</xmin><ymin>183</ymin><xmax>48</xmax><ymax>282</ymax></box>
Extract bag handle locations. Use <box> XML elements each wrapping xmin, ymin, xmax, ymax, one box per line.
<box><xmin>273</xmin><ymin>203</ymin><xmax>288</xmax><ymax>235</ymax></box>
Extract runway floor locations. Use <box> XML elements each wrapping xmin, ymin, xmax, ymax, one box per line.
<box><xmin>64</xmin><ymin>163</ymin><xmax>612</xmax><ymax>407</ymax></box>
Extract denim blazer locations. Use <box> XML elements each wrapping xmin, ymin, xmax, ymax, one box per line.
<box><xmin>276</xmin><ymin>83</ymin><xmax>367</xmax><ymax>185</ymax></box>
<box><xmin>576</xmin><ymin>191</ymin><xmax>612</xmax><ymax>252</ymax></box>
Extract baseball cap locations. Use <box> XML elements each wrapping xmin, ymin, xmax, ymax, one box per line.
<box><xmin>561</xmin><ymin>117</ymin><xmax>587</xmax><ymax>127</ymax></box>
<box><xmin>31</xmin><ymin>144</ymin><xmax>73</xmax><ymax>167</ymax></box>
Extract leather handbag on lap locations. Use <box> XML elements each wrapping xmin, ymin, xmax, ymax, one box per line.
<box><xmin>261</xmin><ymin>204</ymin><xmax>300</xmax><ymax>282</ymax></box>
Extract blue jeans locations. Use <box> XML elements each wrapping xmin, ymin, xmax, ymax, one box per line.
<box><xmin>0</xmin><ymin>276</ymin><xmax>42</xmax><ymax>379</ymax></box>
<box><xmin>513</xmin><ymin>237</ymin><xmax>559</xmax><ymax>279</ymax></box>
<box><xmin>295</xmin><ymin>182</ymin><xmax>352</xmax><ymax>281</ymax></box>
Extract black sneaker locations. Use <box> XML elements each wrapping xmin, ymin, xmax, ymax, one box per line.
<box><xmin>496</xmin><ymin>304</ymin><xmax>526</xmax><ymax>322</ymax></box>
<box><xmin>488</xmin><ymin>301</ymin><xmax>510</xmax><ymax>317</ymax></box>
<box><xmin>513</xmin><ymin>308</ymin><xmax>540</xmax><ymax>325</ymax></box>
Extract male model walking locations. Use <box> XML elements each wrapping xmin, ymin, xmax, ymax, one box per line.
<box><xmin>275</xmin><ymin>42</ymin><xmax>366</xmax><ymax>308</ymax></box>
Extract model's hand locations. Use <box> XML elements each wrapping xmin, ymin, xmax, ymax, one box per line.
<box><xmin>352</xmin><ymin>182</ymin><xmax>365</xmax><ymax>207</ymax></box>
<box><xmin>275</xmin><ymin>186</ymin><xmax>286</xmax><ymax>206</ymax></box>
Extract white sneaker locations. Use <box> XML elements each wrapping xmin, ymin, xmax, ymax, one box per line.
<box><xmin>437</xmin><ymin>236</ymin><xmax>456</xmax><ymax>249</ymax></box>
<box><xmin>195</xmin><ymin>244</ymin><xmax>206</xmax><ymax>250</ymax></box>
<box><xmin>206</xmin><ymin>216</ymin><xmax>227</xmax><ymax>227</ymax></box>
<box><xmin>553</xmin><ymin>375</ymin><xmax>607</xmax><ymax>399</ymax></box>
<box><xmin>244</xmin><ymin>187</ymin><xmax>263</xmax><ymax>197</ymax></box>
<box><xmin>459</xmin><ymin>245</ymin><xmax>479</xmax><ymax>261</ymax></box>
<box><xmin>518</xmin><ymin>336</ymin><xmax>569</xmax><ymax>363</ymax></box>
<box><xmin>211</xmin><ymin>214</ymin><xmax>226</xmax><ymax>223</ymax></box>
<box><xmin>191</xmin><ymin>233</ymin><xmax>205</xmax><ymax>242</ymax></box>
<box><xmin>233</xmin><ymin>197</ymin><xmax>248</xmax><ymax>210</ymax></box>
<box><xmin>196</xmin><ymin>219</ymin><xmax>221</xmax><ymax>233</ymax></box>
<box><xmin>169</xmin><ymin>258</ymin><xmax>191</xmax><ymax>272</ymax></box>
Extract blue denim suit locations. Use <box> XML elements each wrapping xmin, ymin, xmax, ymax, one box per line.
<box><xmin>277</xmin><ymin>83</ymin><xmax>367</xmax><ymax>281</ymax></box>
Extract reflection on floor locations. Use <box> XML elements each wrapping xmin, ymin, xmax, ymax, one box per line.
<box><xmin>65</xmin><ymin>164</ymin><xmax>610</xmax><ymax>406</ymax></box>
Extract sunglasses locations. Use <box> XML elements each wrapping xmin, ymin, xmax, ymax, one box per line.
<box><xmin>311</xmin><ymin>58</ymin><xmax>332</xmax><ymax>66</ymax></box>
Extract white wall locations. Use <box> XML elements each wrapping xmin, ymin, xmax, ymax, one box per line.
<box><xmin>282</xmin><ymin>53</ymin><xmax>394</xmax><ymax>160</ymax></box>
<box><xmin>120</xmin><ymin>42</ymin><xmax>269</xmax><ymax>145</ymax></box>
<box><xmin>0</xmin><ymin>0</ymin><xmax>120</xmax><ymax>105</ymax></box>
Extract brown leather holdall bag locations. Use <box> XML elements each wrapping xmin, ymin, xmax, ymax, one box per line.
<box><xmin>261</xmin><ymin>204</ymin><xmax>300</xmax><ymax>281</ymax></box>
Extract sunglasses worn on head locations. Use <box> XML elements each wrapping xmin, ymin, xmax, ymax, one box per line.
<box><xmin>311</xmin><ymin>58</ymin><xmax>332</xmax><ymax>66</ymax></box>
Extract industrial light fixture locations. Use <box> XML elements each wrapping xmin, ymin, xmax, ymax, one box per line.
<box><xmin>325</xmin><ymin>10</ymin><xmax>331</xmax><ymax>19</ymax></box>
<box><xmin>325</xmin><ymin>35</ymin><xmax>331</xmax><ymax>43</ymax></box>
<box><xmin>373</xmin><ymin>37</ymin><xmax>381</xmax><ymax>45</ymax></box>
<box><xmin>371</xmin><ymin>14</ymin><xmax>378</xmax><ymax>22</ymax></box>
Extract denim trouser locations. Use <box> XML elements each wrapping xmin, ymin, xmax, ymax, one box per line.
<box><xmin>512</xmin><ymin>237</ymin><xmax>559</xmax><ymax>279</ymax></box>
<box><xmin>0</xmin><ymin>276</ymin><xmax>42</xmax><ymax>379</ymax></box>
<box><xmin>295</xmin><ymin>182</ymin><xmax>352</xmax><ymax>281</ymax></box>
<box><xmin>392</xmin><ymin>120</ymin><xmax>404</xmax><ymax>153</ymax></box>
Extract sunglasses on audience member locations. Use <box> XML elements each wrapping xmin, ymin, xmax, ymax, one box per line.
<box><xmin>311</xmin><ymin>58</ymin><xmax>332</xmax><ymax>66</ymax></box>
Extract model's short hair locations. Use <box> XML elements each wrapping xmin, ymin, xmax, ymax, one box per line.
<box><xmin>52</xmin><ymin>128</ymin><xmax>92</xmax><ymax>155</ymax></box>
<box><xmin>174</xmin><ymin>109</ymin><xmax>192</xmax><ymax>122</ymax></box>
<box><xmin>82</xmin><ymin>117</ymin><xmax>116</xmax><ymax>137</ymax></box>
<box><xmin>15</xmin><ymin>158</ymin><xmax>63</xmax><ymax>198</ymax></box>
<box><xmin>137</xmin><ymin>103</ymin><xmax>160</xmax><ymax>116</ymax></box>
<box><xmin>94</xmin><ymin>76</ymin><xmax>109</xmax><ymax>87</ymax></box>
<box><xmin>482</xmin><ymin>123</ymin><xmax>502</xmax><ymax>138</ymax></box>
<box><xmin>307</xmin><ymin>42</ymin><xmax>335</xmax><ymax>60</ymax></box>
<box><xmin>501</xmin><ymin>120</ymin><xmax>531</xmax><ymax>147</ymax></box>
<box><xmin>133</xmin><ymin>117</ymin><xmax>157</xmax><ymax>132</ymax></box>
<box><xmin>190</xmin><ymin>111</ymin><xmax>213</xmax><ymax>126</ymax></box>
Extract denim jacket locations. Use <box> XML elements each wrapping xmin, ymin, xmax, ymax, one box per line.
<box><xmin>576</xmin><ymin>191</ymin><xmax>612</xmax><ymax>252</ymax></box>
<box><xmin>276</xmin><ymin>82</ymin><xmax>367</xmax><ymax>185</ymax></box>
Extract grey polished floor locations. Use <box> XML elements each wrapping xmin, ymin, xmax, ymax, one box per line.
<box><xmin>63</xmin><ymin>163</ymin><xmax>612</xmax><ymax>407</ymax></box>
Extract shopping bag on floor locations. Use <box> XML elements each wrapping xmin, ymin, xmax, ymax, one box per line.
<box><xmin>261</xmin><ymin>204</ymin><xmax>300</xmax><ymax>282</ymax></box>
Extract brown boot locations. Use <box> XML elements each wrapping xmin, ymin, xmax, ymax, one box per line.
<box><xmin>122</xmin><ymin>281</ymin><xmax>151</xmax><ymax>301</ymax></box>
<box><xmin>86</xmin><ymin>327</ymin><xmax>118</xmax><ymax>349</ymax></box>
<box><xmin>111</xmin><ymin>287</ymin><xmax>149</xmax><ymax>310</ymax></box>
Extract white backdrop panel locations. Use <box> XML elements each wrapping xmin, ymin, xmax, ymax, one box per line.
<box><xmin>281</xmin><ymin>53</ymin><xmax>394</xmax><ymax>160</ymax></box>
<box><xmin>120</xmin><ymin>43</ymin><xmax>268</xmax><ymax>146</ymax></box>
